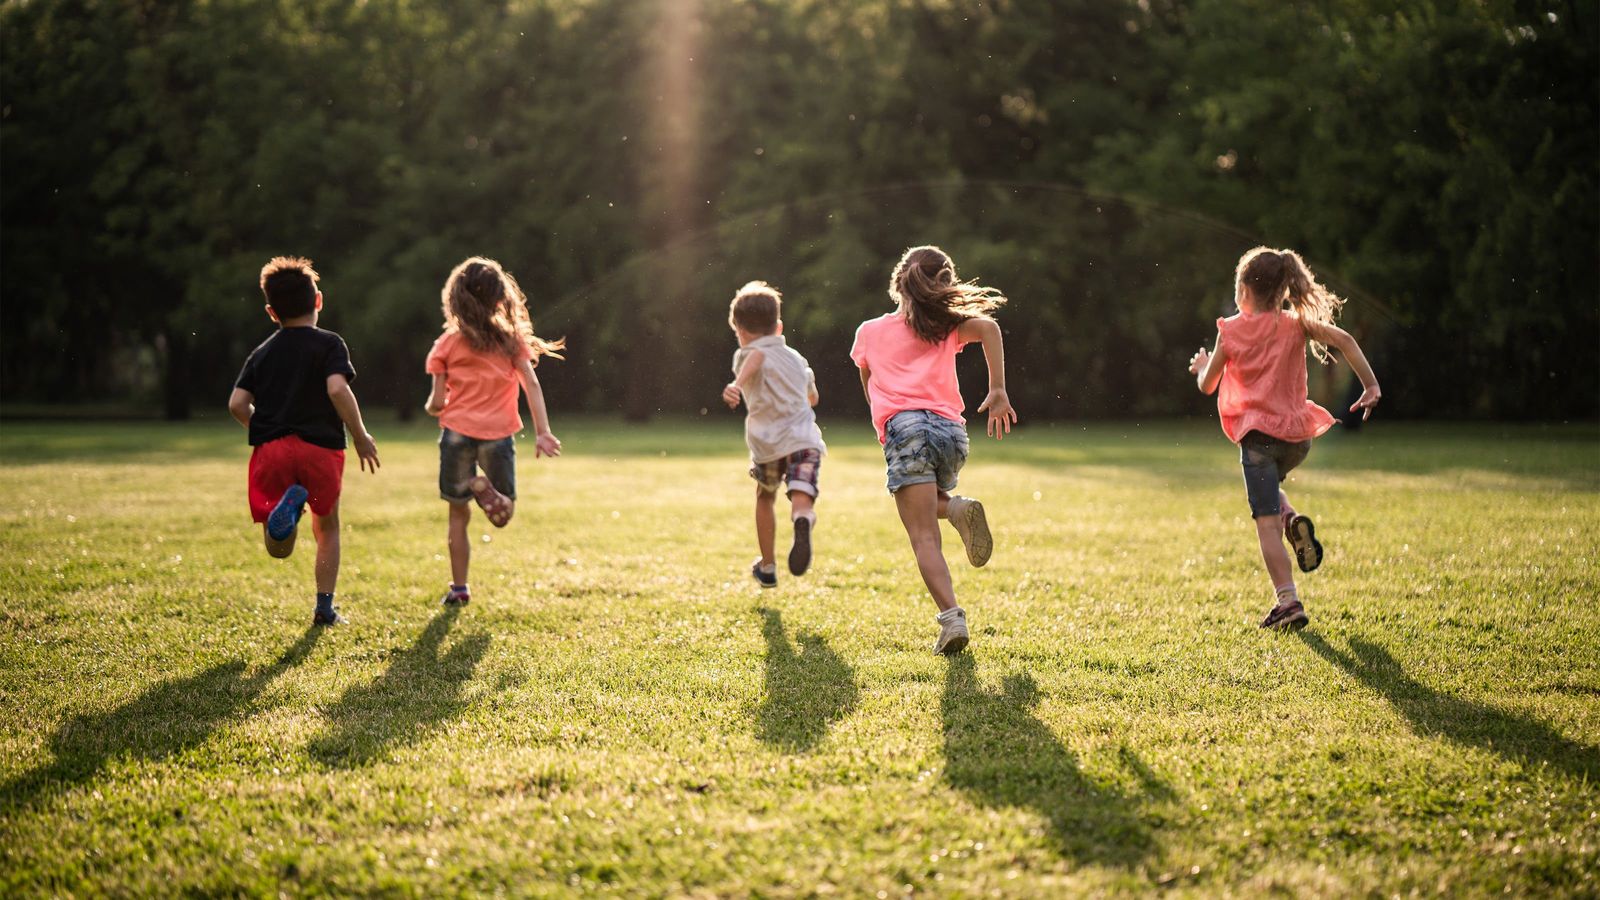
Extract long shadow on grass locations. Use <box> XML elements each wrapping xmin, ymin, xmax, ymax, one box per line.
<box><xmin>1</xmin><ymin>627</ymin><xmax>323</xmax><ymax>812</ymax></box>
<box><xmin>755</xmin><ymin>608</ymin><xmax>858</xmax><ymax>752</ymax></box>
<box><xmin>1298</xmin><ymin>632</ymin><xmax>1600</xmax><ymax>782</ymax></box>
<box><xmin>941</xmin><ymin>655</ymin><xmax>1156</xmax><ymax>865</ymax></box>
<box><xmin>309</xmin><ymin>607</ymin><xmax>488</xmax><ymax>768</ymax></box>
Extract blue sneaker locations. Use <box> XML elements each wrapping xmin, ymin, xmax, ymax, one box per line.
<box><xmin>312</xmin><ymin>606</ymin><xmax>345</xmax><ymax>626</ymax></box>
<box><xmin>267</xmin><ymin>484</ymin><xmax>308</xmax><ymax>541</ymax></box>
<box><xmin>751</xmin><ymin>561</ymin><xmax>777</xmax><ymax>589</ymax></box>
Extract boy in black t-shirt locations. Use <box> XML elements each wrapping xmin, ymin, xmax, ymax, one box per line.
<box><xmin>228</xmin><ymin>257</ymin><xmax>380</xmax><ymax>625</ymax></box>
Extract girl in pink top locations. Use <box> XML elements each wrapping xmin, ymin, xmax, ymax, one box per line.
<box><xmin>850</xmin><ymin>246</ymin><xmax>1017</xmax><ymax>655</ymax></box>
<box><xmin>424</xmin><ymin>257</ymin><xmax>564</xmax><ymax>607</ymax></box>
<box><xmin>1189</xmin><ymin>247</ymin><xmax>1381</xmax><ymax>631</ymax></box>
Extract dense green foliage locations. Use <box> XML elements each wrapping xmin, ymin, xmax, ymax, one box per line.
<box><xmin>1</xmin><ymin>418</ymin><xmax>1597</xmax><ymax>893</ymax></box>
<box><xmin>2</xmin><ymin>1</ymin><xmax>1594</xmax><ymax>419</ymax></box>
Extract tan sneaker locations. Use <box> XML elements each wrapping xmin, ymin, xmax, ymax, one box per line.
<box><xmin>933</xmin><ymin>609</ymin><xmax>969</xmax><ymax>655</ymax></box>
<box><xmin>946</xmin><ymin>496</ymin><xmax>993</xmax><ymax>567</ymax></box>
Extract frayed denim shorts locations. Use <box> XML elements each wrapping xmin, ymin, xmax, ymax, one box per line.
<box><xmin>439</xmin><ymin>427</ymin><xmax>516</xmax><ymax>502</ymax></box>
<box><xmin>1239</xmin><ymin>429</ymin><xmax>1311</xmax><ymax>518</ymax></box>
<box><xmin>883</xmin><ymin>410</ymin><xmax>969</xmax><ymax>494</ymax></box>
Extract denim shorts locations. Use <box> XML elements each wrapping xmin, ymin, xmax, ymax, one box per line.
<box><xmin>883</xmin><ymin>410</ymin><xmax>969</xmax><ymax>494</ymax></box>
<box><xmin>1240</xmin><ymin>430</ymin><xmax>1311</xmax><ymax>518</ymax></box>
<box><xmin>439</xmin><ymin>427</ymin><xmax>516</xmax><ymax>502</ymax></box>
<box><xmin>750</xmin><ymin>448</ymin><xmax>822</xmax><ymax>497</ymax></box>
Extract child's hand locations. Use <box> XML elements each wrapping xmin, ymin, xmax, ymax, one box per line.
<box><xmin>534</xmin><ymin>431</ymin><xmax>562</xmax><ymax>458</ymax></box>
<box><xmin>1188</xmin><ymin>347</ymin><xmax>1210</xmax><ymax>375</ymax></box>
<box><xmin>353</xmin><ymin>432</ymin><xmax>381</xmax><ymax>473</ymax></box>
<box><xmin>1350</xmin><ymin>384</ymin><xmax>1382</xmax><ymax>421</ymax></box>
<box><xmin>978</xmin><ymin>388</ymin><xmax>1017</xmax><ymax>439</ymax></box>
<box><xmin>722</xmin><ymin>382</ymin><xmax>742</xmax><ymax>409</ymax></box>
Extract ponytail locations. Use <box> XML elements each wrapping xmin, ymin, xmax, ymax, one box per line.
<box><xmin>889</xmin><ymin>245</ymin><xmax>1006</xmax><ymax>343</ymax></box>
<box><xmin>1237</xmin><ymin>247</ymin><xmax>1345</xmax><ymax>362</ymax></box>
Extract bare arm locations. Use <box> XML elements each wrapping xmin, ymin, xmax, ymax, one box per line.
<box><xmin>806</xmin><ymin>368</ymin><xmax>819</xmax><ymax>407</ymax></box>
<box><xmin>1188</xmin><ymin>332</ymin><xmax>1227</xmax><ymax>395</ymax></box>
<box><xmin>722</xmin><ymin>348</ymin><xmax>765</xmax><ymax>409</ymax></box>
<box><xmin>516</xmin><ymin>359</ymin><xmax>561</xmax><ymax>457</ymax></box>
<box><xmin>228</xmin><ymin>388</ymin><xmax>254</xmax><ymax>428</ymax></box>
<box><xmin>1304</xmin><ymin>320</ymin><xmax>1382</xmax><ymax>419</ymax></box>
<box><xmin>956</xmin><ymin>317</ymin><xmax>1017</xmax><ymax>439</ymax></box>
<box><xmin>326</xmin><ymin>373</ymin><xmax>380</xmax><ymax>472</ymax></box>
<box><xmin>858</xmin><ymin>364</ymin><xmax>871</xmax><ymax>406</ymax></box>
<box><xmin>424</xmin><ymin>373</ymin><xmax>447</xmax><ymax>416</ymax></box>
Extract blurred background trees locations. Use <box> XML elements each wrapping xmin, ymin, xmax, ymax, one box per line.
<box><xmin>2</xmin><ymin>0</ymin><xmax>1594</xmax><ymax>421</ymax></box>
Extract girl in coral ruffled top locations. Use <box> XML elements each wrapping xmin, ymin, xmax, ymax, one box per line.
<box><xmin>1188</xmin><ymin>247</ymin><xmax>1381</xmax><ymax>631</ymax></box>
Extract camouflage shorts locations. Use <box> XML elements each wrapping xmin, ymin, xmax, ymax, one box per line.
<box><xmin>750</xmin><ymin>447</ymin><xmax>822</xmax><ymax>497</ymax></box>
<box><xmin>883</xmin><ymin>410</ymin><xmax>968</xmax><ymax>494</ymax></box>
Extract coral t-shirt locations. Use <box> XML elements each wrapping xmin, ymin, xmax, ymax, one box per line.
<box><xmin>425</xmin><ymin>332</ymin><xmax>533</xmax><ymax>440</ymax></box>
<box><xmin>849</xmin><ymin>313</ymin><xmax>972</xmax><ymax>444</ymax></box>
<box><xmin>1215</xmin><ymin>311</ymin><xmax>1336</xmax><ymax>444</ymax></box>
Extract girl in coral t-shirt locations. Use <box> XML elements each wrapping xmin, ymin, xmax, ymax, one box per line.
<box><xmin>424</xmin><ymin>257</ymin><xmax>564</xmax><ymax>607</ymax></box>
<box><xmin>1188</xmin><ymin>247</ymin><xmax>1381</xmax><ymax>631</ymax></box>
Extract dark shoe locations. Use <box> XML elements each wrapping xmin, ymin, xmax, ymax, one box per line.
<box><xmin>788</xmin><ymin>517</ymin><xmax>813</xmax><ymax>576</ymax></box>
<box><xmin>751</xmin><ymin>562</ymin><xmax>777</xmax><ymax>589</ymax></box>
<box><xmin>1259</xmin><ymin>600</ymin><xmax>1308</xmax><ymax>631</ymax></box>
<box><xmin>267</xmin><ymin>484</ymin><xmax>308</xmax><ymax>541</ymax></box>
<box><xmin>442</xmin><ymin>587</ymin><xmax>471</xmax><ymax>606</ymax></box>
<box><xmin>312</xmin><ymin>606</ymin><xmax>346</xmax><ymax>626</ymax></box>
<box><xmin>1286</xmin><ymin>515</ymin><xmax>1323</xmax><ymax>572</ymax></box>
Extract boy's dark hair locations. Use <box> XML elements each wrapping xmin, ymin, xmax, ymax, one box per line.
<box><xmin>259</xmin><ymin>256</ymin><xmax>320</xmax><ymax>319</ymax></box>
<box><xmin>729</xmin><ymin>281</ymin><xmax>782</xmax><ymax>335</ymax></box>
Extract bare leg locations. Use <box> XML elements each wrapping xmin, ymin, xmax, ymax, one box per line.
<box><xmin>312</xmin><ymin>503</ymin><xmax>340</xmax><ymax>594</ymax></box>
<box><xmin>1279</xmin><ymin>489</ymin><xmax>1297</xmax><ymax>532</ymax></box>
<box><xmin>1255</xmin><ymin>515</ymin><xmax>1295</xmax><ymax>592</ymax></box>
<box><xmin>448</xmin><ymin>501</ymin><xmax>472</xmax><ymax>586</ymax></box>
<box><xmin>936</xmin><ymin>490</ymin><xmax>951</xmax><ymax>519</ymax></box>
<box><xmin>895</xmin><ymin>482</ymin><xmax>958</xmax><ymax>612</ymax></box>
<box><xmin>755</xmin><ymin>487</ymin><xmax>777</xmax><ymax>567</ymax></box>
<box><xmin>789</xmin><ymin>490</ymin><xmax>815</xmax><ymax>521</ymax></box>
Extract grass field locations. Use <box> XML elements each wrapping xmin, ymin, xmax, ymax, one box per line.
<box><xmin>1</xmin><ymin>416</ymin><xmax>1597</xmax><ymax>896</ymax></box>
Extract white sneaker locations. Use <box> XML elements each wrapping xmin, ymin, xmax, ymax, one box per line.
<box><xmin>933</xmin><ymin>609</ymin><xmax>969</xmax><ymax>655</ymax></box>
<box><xmin>946</xmin><ymin>496</ymin><xmax>993</xmax><ymax>567</ymax></box>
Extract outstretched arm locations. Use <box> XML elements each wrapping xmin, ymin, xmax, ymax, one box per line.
<box><xmin>326</xmin><ymin>373</ymin><xmax>379</xmax><ymax>472</ymax></box>
<box><xmin>516</xmin><ymin>359</ymin><xmax>561</xmax><ymax>457</ymax></box>
<box><xmin>722</xmin><ymin>349</ymin><xmax>765</xmax><ymax>409</ymax></box>
<box><xmin>1304</xmin><ymin>320</ymin><xmax>1382</xmax><ymax>419</ymax></box>
<box><xmin>1189</xmin><ymin>332</ymin><xmax>1227</xmax><ymax>395</ymax></box>
<box><xmin>228</xmin><ymin>388</ymin><xmax>254</xmax><ymax>428</ymax></box>
<box><xmin>956</xmin><ymin>317</ymin><xmax>1016</xmax><ymax>439</ymax></box>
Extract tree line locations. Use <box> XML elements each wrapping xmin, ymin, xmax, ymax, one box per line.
<box><xmin>2</xmin><ymin>0</ymin><xmax>1594</xmax><ymax>421</ymax></box>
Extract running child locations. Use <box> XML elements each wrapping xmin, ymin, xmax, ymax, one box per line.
<box><xmin>424</xmin><ymin>257</ymin><xmax>563</xmax><ymax>607</ymax></box>
<box><xmin>1187</xmin><ymin>246</ymin><xmax>1381</xmax><ymax>630</ymax></box>
<box><xmin>850</xmin><ymin>246</ymin><xmax>1017</xmax><ymax>655</ymax></box>
<box><xmin>228</xmin><ymin>256</ymin><xmax>381</xmax><ymax>626</ymax></box>
<box><xmin>721</xmin><ymin>280</ymin><xmax>827</xmax><ymax>587</ymax></box>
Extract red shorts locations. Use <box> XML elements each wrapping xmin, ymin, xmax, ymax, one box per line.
<box><xmin>248</xmin><ymin>434</ymin><xmax>345</xmax><ymax>523</ymax></box>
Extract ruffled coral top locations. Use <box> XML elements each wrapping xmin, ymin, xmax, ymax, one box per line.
<box><xmin>1215</xmin><ymin>310</ymin><xmax>1335</xmax><ymax>443</ymax></box>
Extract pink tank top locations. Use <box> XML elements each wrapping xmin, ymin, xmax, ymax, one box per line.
<box><xmin>1215</xmin><ymin>311</ymin><xmax>1335</xmax><ymax>444</ymax></box>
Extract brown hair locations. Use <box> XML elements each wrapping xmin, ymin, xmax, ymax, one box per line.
<box><xmin>259</xmin><ymin>256</ymin><xmax>319</xmax><ymax>319</ymax></box>
<box><xmin>441</xmin><ymin>257</ymin><xmax>565</xmax><ymax>360</ymax></box>
<box><xmin>889</xmin><ymin>245</ymin><xmax>1006</xmax><ymax>343</ymax></box>
<box><xmin>1236</xmin><ymin>246</ymin><xmax>1346</xmax><ymax>362</ymax></box>
<box><xmin>728</xmin><ymin>281</ymin><xmax>782</xmax><ymax>335</ymax></box>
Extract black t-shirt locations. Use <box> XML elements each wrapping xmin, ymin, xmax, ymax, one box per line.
<box><xmin>234</xmin><ymin>326</ymin><xmax>357</xmax><ymax>449</ymax></box>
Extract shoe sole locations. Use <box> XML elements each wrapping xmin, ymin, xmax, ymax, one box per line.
<box><xmin>267</xmin><ymin>485</ymin><xmax>308</xmax><ymax>541</ymax></box>
<box><xmin>1287</xmin><ymin>516</ymin><xmax>1323</xmax><ymax>573</ymax></box>
<box><xmin>469</xmin><ymin>477</ymin><xmax>512</xmax><ymax>528</ymax></box>
<box><xmin>935</xmin><ymin>632</ymin><xmax>970</xmax><ymax>655</ymax></box>
<box><xmin>955</xmin><ymin>501</ymin><xmax>992</xmax><ymax>567</ymax></box>
<box><xmin>788</xmin><ymin>518</ymin><xmax>812</xmax><ymax>576</ymax></box>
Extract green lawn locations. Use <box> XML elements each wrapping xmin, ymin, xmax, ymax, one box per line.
<box><xmin>2</xmin><ymin>417</ymin><xmax>1597</xmax><ymax>896</ymax></box>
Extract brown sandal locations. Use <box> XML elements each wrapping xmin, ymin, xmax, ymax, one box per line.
<box><xmin>469</xmin><ymin>476</ymin><xmax>513</xmax><ymax>527</ymax></box>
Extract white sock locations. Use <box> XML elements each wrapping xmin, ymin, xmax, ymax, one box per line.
<box><xmin>758</xmin><ymin>561</ymin><xmax>776</xmax><ymax>574</ymax></box>
<box><xmin>1275</xmin><ymin>584</ymin><xmax>1299</xmax><ymax>605</ymax></box>
<box><xmin>937</xmin><ymin>606</ymin><xmax>965</xmax><ymax>622</ymax></box>
<box><xmin>792</xmin><ymin>509</ymin><xmax>816</xmax><ymax>525</ymax></box>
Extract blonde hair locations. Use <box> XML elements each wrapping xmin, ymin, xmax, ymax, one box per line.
<box><xmin>1236</xmin><ymin>246</ymin><xmax>1345</xmax><ymax>362</ymax></box>
<box><xmin>729</xmin><ymin>281</ymin><xmax>782</xmax><ymax>335</ymax></box>
<box><xmin>889</xmin><ymin>245</ymin><xmax>1006</xmax><ymax>343</ymax></box>
<box><xmin>440</xmin><ymin>257</ymin><xmax>564</xmax><ymax>360</ymax></box>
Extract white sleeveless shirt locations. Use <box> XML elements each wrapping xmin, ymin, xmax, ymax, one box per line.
<box><xmin>732</xmin><ymin>334</ymin><xmax>827</xmax><ymax>463</ymax></box>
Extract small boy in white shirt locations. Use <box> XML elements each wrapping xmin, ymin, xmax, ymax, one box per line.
<box><xmin>721</xmin><ymin>281</ymin><xmax>826</xmax><ymax>587</ymax></box>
